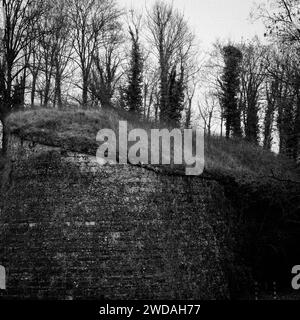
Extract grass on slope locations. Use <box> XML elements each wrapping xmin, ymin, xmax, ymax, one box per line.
<box><xmin>205</xmin><ymin>136</ymin><xmax>298</xmax><ymax>180</ymax></box>
<box><xmin>7</xmin><ymin>107</ymin><xmax>143</xmax><ymax>155</ymax></box>
<box><xmin>6</xmin><ymin>107</ymin><xmax>299</xmax><ymax>180</ymax></box>
<box><xmin>8</xmin><ymin>108</ymin><xmax>115</xmax><ymax>151</ymax></box>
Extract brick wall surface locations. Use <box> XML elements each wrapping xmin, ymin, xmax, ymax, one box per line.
<box><xmin>0</xmin><ymin>134</ymin><xmax>236</xmax><ymax>300</ymax></box>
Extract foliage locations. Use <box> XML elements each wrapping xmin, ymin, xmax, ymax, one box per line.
<box><xmin>219</xmin><ymin>45</ymin><xmax>243</xmax><ymax>138</ymax></box>
<box><xmin>124</xmin><ymin>25</ymin><xmax>144</xmax><ymax>117</ymax></box>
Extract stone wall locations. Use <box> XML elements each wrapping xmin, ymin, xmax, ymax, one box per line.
<box><xmin>0</xmin><ymin>121</ymin><xmax>2</xmax><ymax>149</ymax></box>
<box><xmin>0</xmin><ymin>134</ymin><xmax>239</xmax><ymax>300</ymax></box>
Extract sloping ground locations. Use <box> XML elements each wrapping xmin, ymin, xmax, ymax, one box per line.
<box><xmin>205</xmin><ymin>136</ymin><xmax>298</xmax><ymax>181</ymax></box>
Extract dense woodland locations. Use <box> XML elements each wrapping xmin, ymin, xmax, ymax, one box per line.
<box><xmin>0</xmin><ymin>0</ymin><xmax>299</xmax><ymax>163</ymax></box>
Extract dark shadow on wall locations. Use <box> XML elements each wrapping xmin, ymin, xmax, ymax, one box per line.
<box><xmin>216</xmin><ymin>173</ymin><xmax>300</xmax><ymax>296</ymax></box>
<box><xmin>0</xmin><ymin>119</ymin><xmax>3</xmax><ymax>150</ymax></box>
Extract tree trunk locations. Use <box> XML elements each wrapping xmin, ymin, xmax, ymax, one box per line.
<box><xmin>43</xmin><ymin>76</ymin><xmax>51</xmax><ymax>107</ymax></box>
<box><xmin>82</xmin><ymin>85</ymin><xmax>88</xmax><ymax>108</ymax></box>
<box><xmin>185</xmin><ymin>99</ymin><xmax>192</xmax><ymax>128</ymax></box>
<box><xmin>55</xmin><ymin>73</ymin><xmax>62</xmax><ymax>109</ymax></box>
<box><xmin>1</xmin><ymin>117</ymin><xmax>9</xmax><ymax>156</ymax></box>
<box><xmin>263</xmin><ymin>102</ymin><xmax>275</xmax><ymax>151</ymax></box>
<box><xmin>54</xmin><ymin>56</ymin><xmax>63</xmax><ymax>109</ymax></box>
<box><xmin>208</xmin><ymin>111</ymin><xmax>213</xmax><ymax>138</ymax></box>
<box><xmin>154</xmin><ymin>103</ymin><xmax>159</xmax><ymax>123</ymax></box>
<box><xmin>21</xmin><ymin>68</ymin><xmax>26</xmax><ymax>106</ymax></box>
<box><xmin>143</xmin><ymin>84</ymin><xmax>147</xmax><ymax>120</ymax></box>
<box><xmin>159</xmin><ymin>53</ymin><xmax>169</xmax><ymax>123</ymax></box>
<box><xmin>31</xmin><ymin>73</ymin><xmax>37</xmax><ymax>106</ymax></box>
<box><xmin>43</xmin><ymin>61</ymin><xmax>55</xmax><ymax>107</ymax></box>
<box><xmin>232</xmin><ymin>106</ymin><xmax>242</xmax><ymax>138</ymax></box>
<box><xmin>294</xmin><ymin>94</ymin><xmax>300</xmax><ymax>161</ymax></box>
<box><xmin>82</xmin><ymin>74</ymin><xmax>89</xmax><ymax>108</ymax></box>
<box><xmin>245</xmin><ymin>100</ymin><xmax>259</xmax><ymax>144</ymax></box>
<box><xmin>220</xmin><ymin>114</ymin><xmax>223</xmax><ymax>138</ymax></box>
<box><xmin>225</xmin><ymin>118</ymin><xmax>230</xmax><ymax>139</ymax></box>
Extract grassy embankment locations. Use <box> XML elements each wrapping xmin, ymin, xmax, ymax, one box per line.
<box><xmin>5</xmin><ymin>107</ymin><xmax>299</xmax><ymax>181</ymax></box>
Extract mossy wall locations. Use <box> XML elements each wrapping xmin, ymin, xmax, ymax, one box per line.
<box><xmin>0</xmin><ymin>134</ymin><xmax>239</xmax><ymax>300</ymax></box>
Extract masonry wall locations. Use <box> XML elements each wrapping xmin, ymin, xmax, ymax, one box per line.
<box><xmin>0</xmin><ymin>134</ymin><xmax>238</xmax><ymax>300</ymax></box>
<box><xmin>0</xmin><ymin>121</ymin><xmax>2</xmax><ymax>149</ymax></box>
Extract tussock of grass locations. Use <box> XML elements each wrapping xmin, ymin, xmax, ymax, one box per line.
<box><xmin>6</xmin><ymin>107</ymin><xmax>299</xmax><ymax>180</ymax></box>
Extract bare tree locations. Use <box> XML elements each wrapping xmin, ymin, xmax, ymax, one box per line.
<box><xmin>67</xmin><ymin>0</ymin><xmax>122</xmax><ymax>108</ymax></box>
<box><xmin>198</xmin><ymin>93</ymin><xmax>218</xmax><ymax>138</ymax></box>
<box><xmin>183</xmin><ymin>52</ymin><xmax>203</xmax><ymax>128</ymax></box>
<box><xmin>143</xmin><ymin>65</ymin><xmax>158</xmax><ymax>121</ymax></box>
<box><xmin>0</xmin><ymin>0</ymin><xmax>44</xmax><ymax>154</ymax></box>
<box><xmin>28</xmin><ymin>37</ymin><xmax>42</xmax><ymax>106</ymax></box>
<box><xmin>203</xmin><ymin>41</ymin><xmax>230</xmax><ymax>137</ymax></box>
<box><xmin>260</xmin><ymin>0</ymin><xmax>300</xmax><ymax>44</ymax></box>
<box><xmin>141</xmin><ymin>44</ymin><xmax>160</xmax><ymax>121</ymax></box>
<box><xmin>239</xmin><ymin>39</ymin><xmax>268</xmax><ymax>144</ymax></box>
<box><xmin>89</xmin><ymin>27</ymin><xmax>124</xmax><ymax>108</ymax></box>
<box><xmin>51</xmin><ymin>0</ymin><xmax>75</xmax><ymax>109</ymax></box>
<box><xmin>147</xmin><ymin>1</ymin><xmax>194</xmax><ymax>124</ymax></box>
<box><xmin>27</xmin><ymin>0</ymin><xmax>75</xmax><ymax>108</ymax></box>
<box><xmin>264</xmin><ymin>78</ymin><xmax>278</xmax><ymax>150</ymax></box>
<box><xmin>185</xmin><ymin>75</ymin><xmax>198</xmax><ymax>128</ymax></box>
<box><xmin>35</xmin><ymin>12</ymin><xmax>56</xmax><ymax>106</ymax></box>
<box><xmin>259</xmin><ymin>0</ymin><xmax>300</xmax><ymax>158</ymax></box>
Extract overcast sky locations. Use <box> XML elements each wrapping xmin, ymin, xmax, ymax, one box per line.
<box><xmin>118</xmin><ymin>0</ymin><xmax>266</xmax><ymax>48</ymax></box>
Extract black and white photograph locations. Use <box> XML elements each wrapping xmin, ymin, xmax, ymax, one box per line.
<box><xmin>0</xmin><ymin>0</ymin><xmax>300</xmax><ymax>315</ymax></box>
